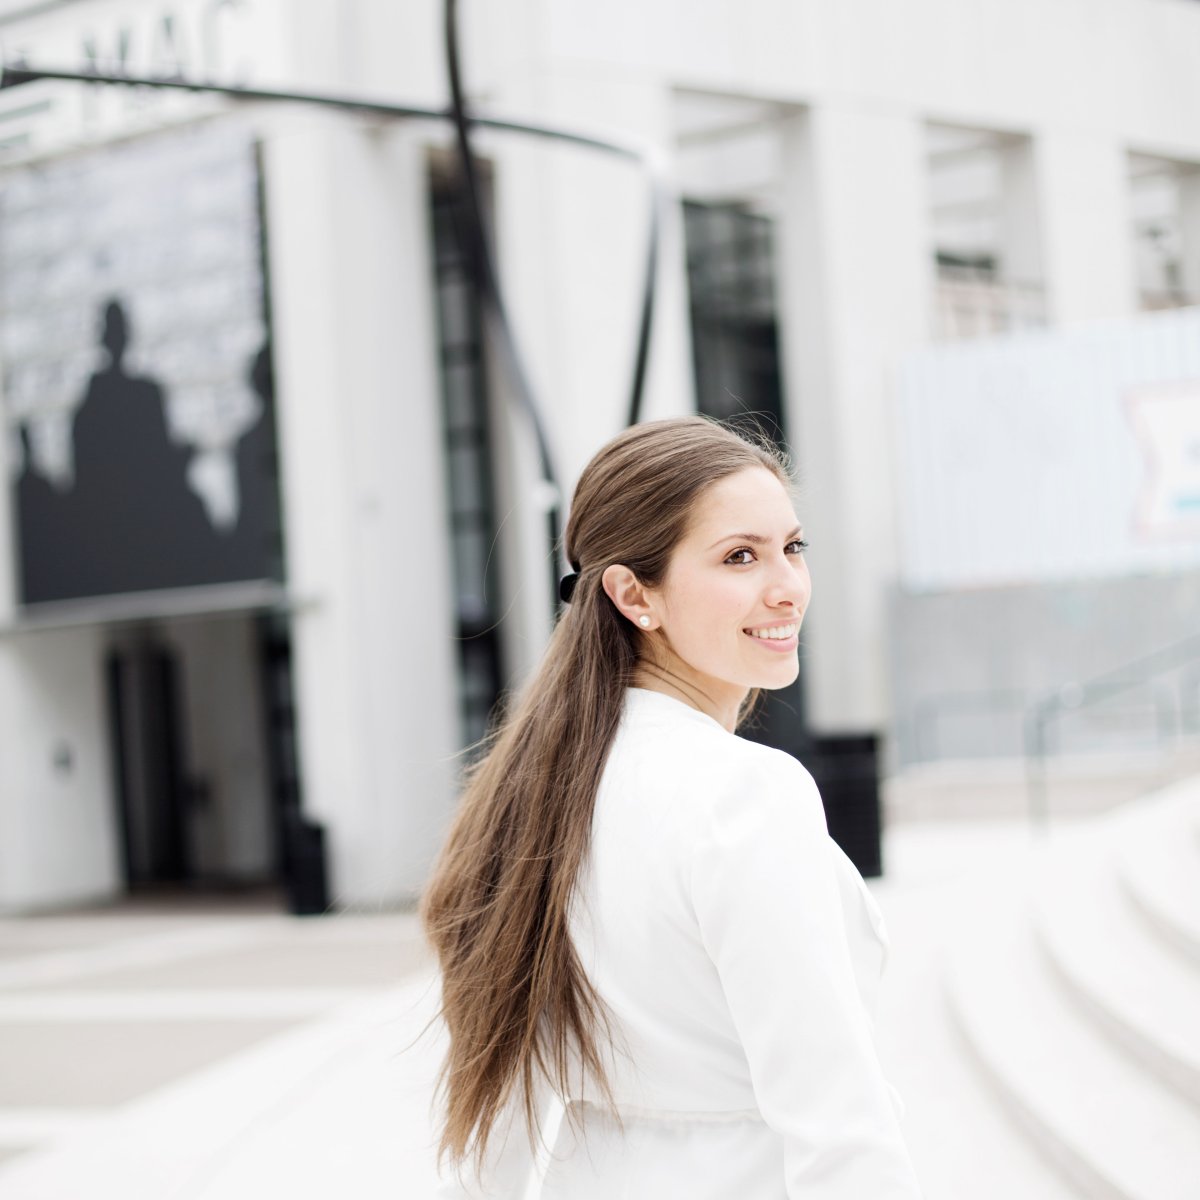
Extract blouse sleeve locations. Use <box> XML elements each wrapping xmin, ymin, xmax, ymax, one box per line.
<box><xmin>689</xmin><ymin>753</ymin><xmax>924</xmax><ymax>1199</ymax></box>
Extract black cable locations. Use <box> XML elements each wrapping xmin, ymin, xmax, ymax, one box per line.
<box><xmin>442</xmin><ymin>0</ymin><xmax>662</xmax><ymax>608</ymax></box>
<box><xmin>443</xmin><ymin>0</ymin><xmax>561</xmax><ymax>611</ymax></box>
<box><xmin>627</xmin><ymin>201</ymin><xmax>659</xmax><ymax>428</ymax></box>
<box><xmin>0</xmin><ymin>51</ymin><xmax>666</xmax><ymax>605</ymax></box>
<box><xmin>0</xmin><ymin>61</ymin><xmax>663</xmax><ymax>430</ymax></box>
<box><xmin>442</xmin><ymin>0</ymin><xmax>558</xmax><ymax>488</ymax></box>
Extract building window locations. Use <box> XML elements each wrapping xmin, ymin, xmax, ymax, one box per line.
<box><xmin>927</xmin><ymin>124</ymin><xmax>1047</xmax><ymax>340</ymax></box>
<box><xmin>429</xmin><ymin>164</ymin><xmax>504</xmax><ymax>750</ymax></box>
<box><xmin>683</xmin><ymin>198</ymin><xmax>812</xmax><ymax>761</ymax></box>
<box><xmin>1130</xmin><ymin>152</ymin><xmax>1200</xmax><ymax>311</ymax></box>
<box><xmin>683</xmin><ymin>200</ymin><xmax>786</xmax><ymax>441</ymax></box>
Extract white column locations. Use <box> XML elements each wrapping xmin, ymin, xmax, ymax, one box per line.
<box><xmin>1178</xmin><ymin>165</ymin><xmax>1200</xmax><ymax>303</ymax></box>
<box><xmin>998</xmin><ymin>136</ymin><xmax>1044</xmax><ymax>289</ymax></box>
<box><xmin>0</xmin><ymin>423</ymin><xmax>15</xmax><ymax>628</ymax></box>
<box><xmin>0</xmin><ymin>304</ymin><xmax>118</xmax><ymax>912</ymax></box>
<box><xmin>775</xmin><ymin>103</ymin><xmax>930</xmax><ymax>734</ymax></box>
<box><xmin>0</xmin><ymin>627</ymin><xmax>118</xmax><ymax>913</ymax></box>
<box><xmin>1035</xmin><ymin>130</ymin><xmax>1137</xmax><ymax>323</ymax></box>
<box><xmin>263</xmin><ymin>115</ymin><xmax>460</xmax><ymax>905</ymax></box>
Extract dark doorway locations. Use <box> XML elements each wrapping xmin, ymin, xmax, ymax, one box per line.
<box><xmin>256</xmin><ymin>612</ymin><xmax>327</xmax><ymax>914</ymax></box>
<box><xmin>107</xmin><ymin>637</ymin><xmax>191</xmax><ymax>888</ymax></box>
<box><xmin>684</xmin><ymin>201</ymin><xmax>787</xmax><ymax>442</ymax></box>
<box><xmin>105</xmin><ymin>613</ymin><xmax>299</xmax><ymax>899</ymax></box>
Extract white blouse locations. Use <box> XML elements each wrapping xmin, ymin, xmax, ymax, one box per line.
<box><xmin>437</xmin><ymin>686</ymin><xmax>923</xmax><ymax>1199</ymax></box>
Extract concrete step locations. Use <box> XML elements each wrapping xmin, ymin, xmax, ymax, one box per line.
<box><xmin>867</xmin><ymin>844</ymin><xmax>1082</xmax><ymax>1200</ymax></box>
<box><xmin>946</xmin><ymin>892</ymin><xmax>1200</xmax><ymax>1200</ymax></box>
<box><xmin>1114</xmin><ymin>784</ymin><xmax>1200</xmax><ymax>969</ymax></box>
<box><xmin>1032</xmin><ymin>834</ymin><xmax>1200</xmax><ymax>1110</ymax></box>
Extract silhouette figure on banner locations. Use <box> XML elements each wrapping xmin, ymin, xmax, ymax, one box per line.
<box><xmin>15</xmin><ymin>423</ymin><xmax>69</xmax><ymax>602</ymax></box>
<box><xmin>15</xmin><ymin>298</ymin><xmax>281</xmax><ymax>605</ymax></box>
<box><xmin>230</xmin><ymin>342</ymin><xmax>285</xmax><ymax>581</ymax></box>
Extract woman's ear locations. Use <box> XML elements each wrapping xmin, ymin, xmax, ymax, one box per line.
<box><xmin>602</xmin><ymin>564</ymin><xmax>658</xmax><ymax>631</ymax></box>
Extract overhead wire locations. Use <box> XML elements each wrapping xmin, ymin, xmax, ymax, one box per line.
<box><xmin>442</xmin><ymin>0</ymin><xmax>664</xmax><ymax>603</ymax></box>
<box><xmin>0</xmin><ymin>32</ymin><xmax>667</xmax><ymax>608</ymax></box>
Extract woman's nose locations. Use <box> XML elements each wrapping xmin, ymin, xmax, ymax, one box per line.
<box><xmin>765</xmin><ymin>554</ymin><xmax>810</xmax><ymax>607</ymax></box>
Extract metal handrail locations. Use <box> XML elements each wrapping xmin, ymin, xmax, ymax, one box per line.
<box><xmin>1024</xmin><ymin>632</ymin><xmax>1200</xmax><ymax>829</ymax></box>
<box><xmin>911</xmin><ymin>688</ymin><xmax>1030</xmax><ymax>762</ymax></box>
<box><xmin>909</xmin><ymin>686</ymin><xmax>1173</xmax><ymax>765</ymax></box>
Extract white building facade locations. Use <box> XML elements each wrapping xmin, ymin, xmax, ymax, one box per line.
<box><xmin>1</xmin><ymin>0</ymin><xmax>1199</xmax><ymax>911</ymax></box>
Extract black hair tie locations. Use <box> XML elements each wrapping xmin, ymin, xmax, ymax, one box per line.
<box><xmin>558</xmin><ymin>571</ymin><xmax>580</xmax><ymax>604</ymax></box>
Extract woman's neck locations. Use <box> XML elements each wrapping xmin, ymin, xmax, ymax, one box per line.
<box><xmin>631</xmin><ymin>662</ymin><xmax>747</xmax><ymax>732</ymax></box>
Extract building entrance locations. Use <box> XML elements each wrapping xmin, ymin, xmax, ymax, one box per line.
<box><xmin>106</xmin><ymin>612</ymin><xmax>280</xmax><ymax>895</ymax></box>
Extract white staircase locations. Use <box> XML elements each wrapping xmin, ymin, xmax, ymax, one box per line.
<box><xmin>944</xmin><ymin>778</ymin><xmax>1200</xmax><ymax>1200</ymax></box>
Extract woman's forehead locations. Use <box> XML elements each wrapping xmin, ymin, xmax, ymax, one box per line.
<box><xmin>686</xmin><ymin>468</ymin><xmax>799</xmax><ymax>537</ymax></box>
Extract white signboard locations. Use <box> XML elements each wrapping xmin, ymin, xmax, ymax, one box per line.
<box><xmin>1128</xmin><ymin>381</ymin><xmax>1200</xmax><ymax>541</ymax></box>
<box><xmin>894</xmin><ymin>307</ymin><xmax>1200</xmax><ymax>590</ymax></box>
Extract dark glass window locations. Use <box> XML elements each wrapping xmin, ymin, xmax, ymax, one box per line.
<box><xmin>683</xmin><ymin>200</ymin><xmax>786</xmax><ymax>443</ymax></box>
<box><xmin>683</xmin><ymin>199</ymin><xmax>807</xmax><ymax>758</ymax></box>
<box><xmin>430</xmin><ymin>167</ymin><xmax>505</xmax><ymax>750</ymax></box>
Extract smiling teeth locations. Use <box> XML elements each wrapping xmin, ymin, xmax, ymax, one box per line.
<box><xmin>746</xmin><ymin>625</ymin><xmax>798</xmax><ymax>640</ymax></box>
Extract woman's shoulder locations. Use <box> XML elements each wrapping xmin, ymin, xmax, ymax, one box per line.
<box><xmin>615</xmin><ymin>688</ymin><xmax>822</xmax><ymax>821</ymax></box>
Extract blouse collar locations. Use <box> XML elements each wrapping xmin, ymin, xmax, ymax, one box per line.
<box><xmin>624</xmin><ymin>686</ymin><xmax>731</xmax><ymax>735</ymax></box>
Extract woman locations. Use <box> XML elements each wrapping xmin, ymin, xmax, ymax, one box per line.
<box><xmin>422</xmin><ymin>416</ymin><xmax>923</xmax><ymax>1199</ymax></box>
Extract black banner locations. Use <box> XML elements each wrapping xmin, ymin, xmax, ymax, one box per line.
<box><xmin>1</xmin><ymin>120</ymin><xmax>282</xmax><ymax>606</ymax></box>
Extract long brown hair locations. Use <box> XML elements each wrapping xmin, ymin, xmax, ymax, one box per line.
<box><xmin>421</xmin><ymin>415</ymin><xmax>790</xmax><ymax>1177</ymax></box>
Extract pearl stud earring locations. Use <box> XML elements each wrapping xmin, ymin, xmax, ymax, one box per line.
<box><xmin>638</xmin><ymin>615</ymin><xmax>651</xmax><ymax>628</ymax></box>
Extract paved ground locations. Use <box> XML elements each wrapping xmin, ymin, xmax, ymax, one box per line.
<box><xmin>0</xmin><ymin>823</ymin><xmax>1081</xmax><ymax>1199</ymax></box>
<box><xmin>0</xmin><ymin>896</ymin><xmax>443</xmax><ymax>1198</ymax></box>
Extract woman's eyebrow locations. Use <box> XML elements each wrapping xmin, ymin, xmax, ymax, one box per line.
<box><xmin>708</xmin><ymin>525</ymin><xmax>803</xmax><ymax>550</ymax></box>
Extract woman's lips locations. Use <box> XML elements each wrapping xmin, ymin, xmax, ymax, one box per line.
<box><xmin>743</xmin><ymin>623</ymin><xmax>799</xmax><ymax>652</ymax></box>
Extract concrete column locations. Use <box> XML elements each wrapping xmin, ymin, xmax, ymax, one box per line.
<box><xmin>0</xmin><ymin>423</ymin><xmax>15</xmax><ymax>628</ymax></box>
<box><xmin>0</xmin><ymin>626</ymin><xmax>118</xmax><ymax>913</ymax></box>
<box><xmin>0</xmin><ymin>317</ymin><xmax>118</xmax><ymax>912</ymax></box>
<box><xmin>998</xmin><ymin>136</ymin><xmax>1043</xmax><ymax>289</ymax></box>
<box><xmin>262</xmin><ymin>115</ymin><xmax>459</xmax><ymax>905</ymax></box>
<box><xmin>1178</xmin><ymin>165</ymin><xmax>1200</xmax><ymax>303</ymax></box>
<box><xmin>1035</xmin><ymin>130</ymin><xmax>1137</xmax><ymax>323</ymax></box>
<box><xmin>774</xmin><ymin>103</ymin><xmax>930</xmax><ymax>734</ymax></box>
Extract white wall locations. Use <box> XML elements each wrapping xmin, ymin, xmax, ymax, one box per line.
<box><xmin>541</xmin><ymin>0</ymin><xmax>1200</xmax><ymax>160</ymax></box>
<box><xmin>1180</xmin><ymin>166</ymin><xmax>1200</xmax><ymax>301</ymax></box>
<box><xmin>1036</xmin><ymin>130</ymin><xmax>1137</xmax><ymax>323</ymax></box>
<box><xmin>0</xmin><ymin>626</ymin><xmax>118</xmax><ymax>913</ymax></box>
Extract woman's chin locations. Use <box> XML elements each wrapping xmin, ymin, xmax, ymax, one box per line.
<box><xmin>755</xmin><ymin>658</ymin><xmax>801</xmax><ymax>690</ymax></box>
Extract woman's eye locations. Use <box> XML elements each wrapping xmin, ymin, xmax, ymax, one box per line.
<box><xmin>787</xmin><ymin>539</ymin><xmax>810</xmax><ymax>555</ymax></box>
<box><xmin>724</xmin><ymin>548</ymin><xmax>755</xmax><ymax>565</ymax></box>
